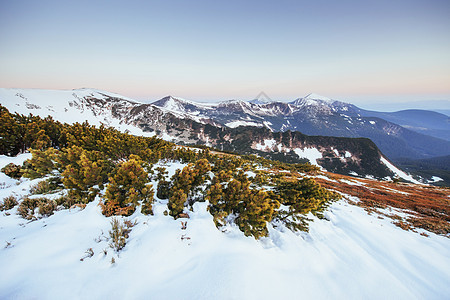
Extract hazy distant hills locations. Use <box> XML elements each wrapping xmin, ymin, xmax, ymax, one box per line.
<box><xmin>358</xmin><ymin>109</ymin><xmax>450</xmax><ymax>141</ymax></box>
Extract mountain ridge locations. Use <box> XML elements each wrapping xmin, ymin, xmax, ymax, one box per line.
<box><xmin>148</xmin><ymin>92</ymin><xmax>450</xmax><ymax>160</ymax></box>
<box><xmin>0</xmin><ymin>87</ymin><xmax>440</xmax><ymax>182</ymax></box>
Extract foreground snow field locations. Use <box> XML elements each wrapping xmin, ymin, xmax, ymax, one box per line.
<box><xmin>1</xmin><ymin>155</ymin><xmax>449</xmax><ymax>299</ymax></box>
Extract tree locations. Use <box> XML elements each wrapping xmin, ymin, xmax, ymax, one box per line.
<box><xmin>167</xmin><ymin>159</ymin><xmax>211</xmax><ymax>217</ymax></box>
<box><xmin>0</xmin><ymin>106</ymin><xmax>22</xmax><ymax>155</ymax></box>
<box><xmin>272</xmin><ymin>177</ymin><xmax>341</xmax><ymax>232</ymax></box>
<box><xmin>31</xmin><ymin>129</ymin><xmax>51</xmax><ymax>150</ymax></box>
<box><xmin>168</xmin><ymin>188</ymin><xmax>187</xmax><ymax>217</ymax></box>
<box><xmin>102</xmin><ymin>156</ymin><xmax>153</xmax><ymax>216</ymax></box>
<box><xmin>60</xmin><ymin>147</ymin><xmax>110</xmax><ymax>204</ymax></box>
<box><xmin>206</xmin><ymin>171</ymin><xmax>279</xmax><ymax>239</ymax></box>
<box><xmin>236</xmin><ymin>189</ymin><xmax>277</xmax><ymax>239</ymax></box>
<box><xmin>276</xmin><ymin>177</ymin><xmax>339</xmax><ymax>216</ymax></box>
<box><xmin>23</xmin><ymin>148</ymin><xmax>59</xmax><ymax>179</ymax></box>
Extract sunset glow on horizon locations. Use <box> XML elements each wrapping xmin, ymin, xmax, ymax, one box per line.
<box><xmin>1</xmin><ymin>0</ymin><xmax>449</xmax><ymax>109</ymax></box>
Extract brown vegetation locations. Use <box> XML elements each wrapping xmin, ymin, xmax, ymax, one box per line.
<box><xmin>315</xmin><ymin>173</ymin><xmax>450</xmax><ymax>236</ymax></box>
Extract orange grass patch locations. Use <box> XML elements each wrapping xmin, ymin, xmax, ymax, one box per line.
<box><xmin>316</xmin><ymin>173</ymin><xmax>450</xmax><ymax>236</ymax></box>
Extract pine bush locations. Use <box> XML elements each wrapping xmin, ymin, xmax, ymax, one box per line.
<box><xmin>102</xmin><ymin>156</ymin><xmax>153</xmax><ymax>216</ymax></box>
<box><xmin>1</xmin><ymin>163</ymin><xmax>23</xmax><ymax>179</ymax></box>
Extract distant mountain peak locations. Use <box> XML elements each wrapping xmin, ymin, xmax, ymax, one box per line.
<box><xmin>290</xmin><ymin>93</ymin><xmax>335</xmax><ymax>107</ymax></box>
<box><xmin>304</xmin><ymin>93</ymin><xmax>333</xmax><ymax>102</ymax></box>
<box><xmin>249</xmin><ymin>91</ymin><xmax>273</xmax><ymax>105</ymax></box>
<box><xmin>156</xmin><ymin>95</ymin><xmax>204</xmax><ymax>106</ymax></box>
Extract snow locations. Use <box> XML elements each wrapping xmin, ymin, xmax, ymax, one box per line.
<box><xmin>315</xmin><ymin>175</ymin><xmax>338</xmax><ymax>182</ymax></box>
<box><xmin>429</xmin><ymin>176</ymin><xmax>443</xmax><ymax>183</ymax></box>
<box><xmin>163</xmin><ymin>97</ymin><xmax>185</xmax><ymax>112</ymax></box>
<box><xmin>293</xmin><ymin>147</ymin><xmax>323</xmax><ymax>168</ymax></box>
<box><xmin>380</xmin><ymin>156</ymin><xmax>421</xmax><ymax>184</ymax></box>
<box><xmin>263</xmin><ymin>121</ymin><xmax>274</xmax><ymax>131</ymax></box>
<box><xmin>1</xmin><ymin>201</ymin><xmax>449</xmax><ymax>298</ymax></box>
<box><xmin>333</xmin><ymin>149</ymin><xmax>352</xmax><ymax>160</ymax></box>
<box><xmin>0</xmin><ymin>155</ymin><xmax>450</xmax><ymax>299</ymax></box>
<box><xmin>253</xmin><ymin>140</ymin><xmax>289</xmax><ymax>153</ymax></box>
<box><xmin>159</xmin><ymin>132</ymin><xmax>177</xmax><ymax>142</ymax></box>
<box><xmin>290</xmin><ymin>93</ymin><xmax>336</xmax><ymax>107</ymax></box>
<box><xmin>225</xmin><ymin>120</ymin><xmax>263</xmax><ymax>128</ymax></box>
<box><xmin>340</xmin><ymin>179</ymin><xmax>363</xmax><ymax>186</ymax></box>
<box><xmin>254</xmin><ymin>139</ymin><xmax>277</xmax><ymax>151</ymax></box>
<box><xmin>0</xmin><ymin>154</ymin><xmax>32</xmax><ymax>169</ymax></box>
<box><xmin>382</xmin><ymin>186</ymin><xmax>409</xmax><ymax>195</ymax></box>
<box><xmin>304</xmin><ymin>93</ymin><xmax>333</xmax><ymax>103</ymax></box>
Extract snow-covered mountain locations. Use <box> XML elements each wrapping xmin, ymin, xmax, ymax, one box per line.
<box><xmin>5</xmin><ymin>88</ymin><xmax>447</xmax><ymax>162</ymax></box>
<box><xmin>0</xmin><ymin>88</ymin><xmax>152</xmax><ymax>134</ymax></box>
<box><xmin>150</xmin><ymin>93</ymin><xmax>450</xmax><ymax>161</ymax></box>
<box><xmin>0</xmin><ymin>88</ymin><xmax>426</xmax><ymax>181</ymax></box>
<box><xmin>290</xmin><ymin>92</ymin><xmax>335</xmax><ymax>106</ymax></box>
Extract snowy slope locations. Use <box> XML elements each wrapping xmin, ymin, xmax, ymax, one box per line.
<box><xmin>1</xmin><ymin>155</ymin><xmax>449</xmax><ymax>299</ymax></box>
<box><xmin>0</xmin><ymin>88</ymin><xmax>154</xmax><ymax>137</ymax></box>
<box><xmin>380</xmin><ymin>156</ymin><xmax>421</xmax><ymax>184</ymax></box>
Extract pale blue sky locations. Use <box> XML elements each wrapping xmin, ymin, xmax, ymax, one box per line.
<box><xmin>1</xmin><ymin>0</ymin><xmax>449</xmax><ymax>109</ymax></box>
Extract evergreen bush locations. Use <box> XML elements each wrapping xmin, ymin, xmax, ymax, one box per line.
<box><xmin>102</xmin><ymin>156</ymin><xmax>153</xmax><ymax>216</ymax></box>
<box><xmin>1</xmin><ymin>163</ymin><xmax>23</xmax><ymax>179</ymax></box>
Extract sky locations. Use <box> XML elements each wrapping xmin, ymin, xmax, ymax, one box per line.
<box><xmin>1</xmin><ymin>0</ymin><xmax>449</xmax><ymax>110</ymax></box>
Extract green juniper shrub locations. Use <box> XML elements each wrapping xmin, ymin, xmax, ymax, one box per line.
<box><xmin>23</xmin><ymin>148</ymin><xmax>59</xmax><ymax>179</ymax></box>
<box><xmin>272</xmin><ymin>177</ymin><xmax>341</xmax><ymax>232</ymax></box>
<box><xmin>1</xmin><ymin>163</ymin><xmax>23</xmax><ymax>179</ymax></box>
<box><xmin>140</xmin><ymin>187</ymin><xmax>155</xmax><ymax>215</ymax></box>
<box><xmin>60</xmin><ymin>146</ymin><xmax>111</xmax><ymax>204</ymax></box>
<box><xmin>167</xmin><ymin>159</ymin><xmax>211</xmax><ymax>217</ymax></box>
<box><xmin>154</xmin><ymin>167</ymin><xmax>168</xmax><ymax>181</ymax></box>
<box><xmin>0</xmin><ymin>106</ymin><xmax>23</xmax><ymax>156</ymax></box>
<box><xmin>206</xmin><ymin>171</ymin><xmax>280</xmax><ymax>239</ymax></box>
<box><xmin>275</xmin><ymin>177</ymin><xmax>340</xmax><ymax>216</ymax></box>
<box><xmin>168</xmin><ymin>188</ymin><xmax>187</xmax><ymax>217</ymax></box>
<box><xmin>156</xmin><ymin>179</ymin><xmax>170</xmax><ymax>199</ymax></box>
<box><xmin>252</xmin><ymin>170</ymin><xmax>270</xmax><ymax>187</ymax></box>
<box><xmin>102</xmin><ymin>155</ymin><xmax>153</xmax><ymax>217</ymax></box>
<box><xmin>211</xmin><ymin>156</ymin><xmax>243</xmax><ymax>173</ymax></box>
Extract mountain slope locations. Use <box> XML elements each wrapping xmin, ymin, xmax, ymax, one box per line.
<box><xmin>151</xmin><ymin>94</ymin><xmax>450</xmax><ymax>160</ymax></box>
<box><xmin>1</xmin><ymin>88</ymin><xmax>402</xmax><ymax>180</ymax></box>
